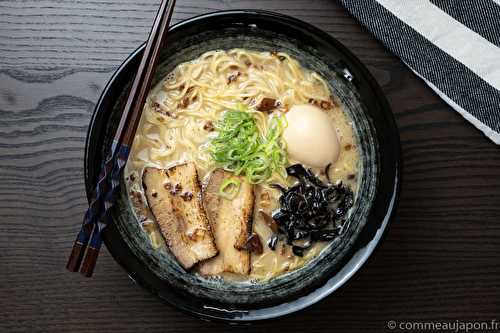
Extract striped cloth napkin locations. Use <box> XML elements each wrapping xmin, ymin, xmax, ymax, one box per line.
<box><xmin>338</xmin><ymin>0</ymin><xmax>500</xmax><ymax>144</ymax></box>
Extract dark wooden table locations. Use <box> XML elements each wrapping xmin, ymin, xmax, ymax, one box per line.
<box><xmin>1</xmin><ymin>1</ymin><xmax>499</xmax><ymax>332</ymax></box>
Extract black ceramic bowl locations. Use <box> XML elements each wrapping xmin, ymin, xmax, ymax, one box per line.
<box><xmin>85</xmin><ymin>10</ymin><xmax>400</xmax><ymax>322</ymax></box>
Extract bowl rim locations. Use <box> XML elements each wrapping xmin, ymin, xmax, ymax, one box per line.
<box><xmin>85</xmin><ymin>9</ymin><xmax>401</xmax><ymax>322</ymax></box>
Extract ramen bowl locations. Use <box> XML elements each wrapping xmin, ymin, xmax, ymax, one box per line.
<box><xmin>86</xmin><ymin>10</ymin><xmax>400</xmax><ymax>322</ymax></box>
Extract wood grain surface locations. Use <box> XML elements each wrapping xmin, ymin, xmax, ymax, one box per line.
<box><xmin>1</xmin><ymin>1</ymin><xmax>499</xmax><ymax>332</ymax></box>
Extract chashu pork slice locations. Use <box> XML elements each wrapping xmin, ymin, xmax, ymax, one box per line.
<box><xmin>198</xmin><ymin>169</ymin><xmax>254</xmax><ymax>276</ymax></box>
<box><xmin>143</xmin><ymin>162</ymin><xmax>217</xmax><ymax>270</ymax></box>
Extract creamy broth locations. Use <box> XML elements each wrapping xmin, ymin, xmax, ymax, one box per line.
<box><xmin>124</xmin><ymin>49</ymin><xmax>359</xmax><ymax>280</ymax></box>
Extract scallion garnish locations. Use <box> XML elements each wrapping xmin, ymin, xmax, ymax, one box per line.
<box><xmin>209</xmin><ymin>106</ymin><xmax>287</xmax><ymax>185</ymax></box>
<box><xmin>218</xmin><ymin>178</ymin><xmax>241</xmax><ymax>200</ymax></box>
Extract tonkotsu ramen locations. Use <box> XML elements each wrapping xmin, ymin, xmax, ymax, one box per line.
<box><xmin>124</xmin><ymin>49</ymin><xmax>359</xmax><ymax>281</ymax></box>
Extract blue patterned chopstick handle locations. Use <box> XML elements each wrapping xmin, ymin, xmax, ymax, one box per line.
<box><xmin>80</xmin><ymin>144</ymin><xmax>130</xmax><ymax>277</ymax></box>
<box><xmin>66</xmin><ymin>140</ymin><xmax>118</xmax><ymax>272</ymax></box>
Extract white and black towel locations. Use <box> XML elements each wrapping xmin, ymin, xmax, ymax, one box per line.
<box><xmin>338</xmin><ymin>0</ymin><xmax>500</xmax><ymax>144</ymax></box>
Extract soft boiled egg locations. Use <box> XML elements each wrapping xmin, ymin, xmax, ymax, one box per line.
<box><xmin>283</xmin><ymin>104</ymin><xmax>340</xmax><ymax>168</ymax></box>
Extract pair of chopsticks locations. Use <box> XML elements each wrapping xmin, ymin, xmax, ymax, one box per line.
<box><xmin>66</xmin><ymin>0</ymin><xmax>177</xmax><ymax>277</ymax></box>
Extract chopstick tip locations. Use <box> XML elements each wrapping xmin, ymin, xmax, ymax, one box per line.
<box><xmin>79</xmin><ymin>247</ymin><xmax>100</xmax><ymax>277</ymax></box>
<box><xmin>66</xmin><ymin>242</ymin><xmax>86</xmax><ymax>272</ymax></box>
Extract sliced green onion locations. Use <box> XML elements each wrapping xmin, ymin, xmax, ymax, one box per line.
<box><xmin>219</xmin><ymin>178</ymin><xmax>241</xmax><ymax>200</ymax></box>
<box><xmin>208</xmin><ymin>104</ymin><xmax>288</xmax><ymax>186</ymax></box>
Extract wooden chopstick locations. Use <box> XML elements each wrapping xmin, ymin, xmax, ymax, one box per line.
<box><xmin>115</xmin><ymin>0</ymin><xmax>177</xmax><ymax>147</ymax></box>
<box><xmin>66</xmin><ymin>0</ymin><xmax>176</xmax><ymax>277</ymax></box>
